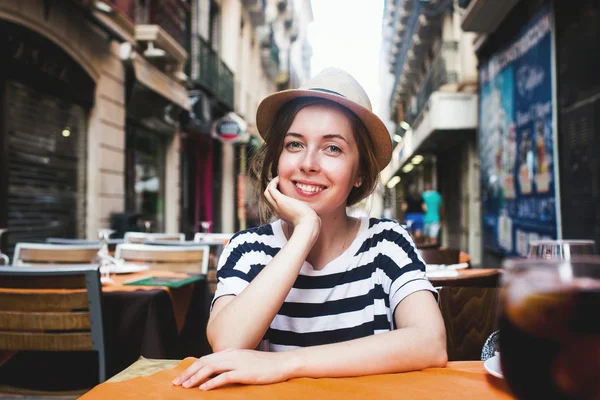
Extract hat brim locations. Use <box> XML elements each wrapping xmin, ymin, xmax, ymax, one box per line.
<box><xmin>256</xmin><ymin>89</ymin><xmax>392</xmax><ymax>172</ymax></box>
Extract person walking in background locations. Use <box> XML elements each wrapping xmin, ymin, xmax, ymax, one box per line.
<box><xmin>422</xmin><ymin>183</ymin><xmax>443</xmax><ymax>245</ymax></box>
<box><xmin>401</xmin><ymin>183</ymin><xmax>425</xmax><ymax>241</ymax></box>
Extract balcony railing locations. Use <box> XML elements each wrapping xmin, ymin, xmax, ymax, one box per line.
<box><xmin>148</xmin><ymin>0</ymin><xmax>190</xmax><ymax>49</ymax></box>
<box><xmin>108</xmin><ymin>0</ymin><xmax>189</xmax><ymax>49</ymax></box>
<box><xmin>406</xmin><ymin>41</ymin><xmax>459</xmax><ymax>126</ymax></box>
<box><xmin>196</xmin><ymin>37</ymin><xmax>234</xmax><ymax>109</ymax></box>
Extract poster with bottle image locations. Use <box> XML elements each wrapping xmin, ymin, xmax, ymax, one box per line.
<box><xmin>479</xmin><ymin>6</ymin><xmax>558</xmax><ymax>256</ymax></box>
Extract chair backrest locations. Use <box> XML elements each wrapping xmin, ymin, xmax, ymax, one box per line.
<box><xmin>438</xmin><ymin>285</ymin><xmax>501</xmax><ymax>361</ymax></box>
<box><xmin>0</xmin><ymin>265</ymin><xmax>106</xmax><ymax>383</ymax></box>
<box><xmin>114</xmin><ymin>243</ymin><xmax>210</xmax><ymax>275</ymax></box>
<box><xmin>123</xmin><ymin>232</ymin><xmax>186</xmax><ymax>244</ymax></box>
<box><xmin>193</xmin><ymin>232</ymin><xmax>233</xmax><ymax>245</ymax></box>
<box><xmin>13</xmin><ymin>243</ymin><xmax>101</xmax><ymax>266</ymax></box>
<box><xmin>418</xmin><ymin>247</ymin><xmax>471</xmax><ymax>266</ymax></box>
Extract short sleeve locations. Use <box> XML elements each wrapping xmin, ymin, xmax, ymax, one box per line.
<box><xmin>381</xmin><ymin>224</ymin><xmax>437</xmax><ymax>316</ymax></box>
<box><xmin>210</xmin><ymin>226</ymin><xmax>279</xmax><ymax>310</ymax></box>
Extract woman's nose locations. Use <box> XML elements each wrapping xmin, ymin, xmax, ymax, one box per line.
<box><xmin>300</xmin><ymin>150</ymin><xmax>320</xmax><ymax>172</ymax></box>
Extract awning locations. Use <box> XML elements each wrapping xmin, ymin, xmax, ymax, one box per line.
<box><xmin>132</xmin><ymin>56</ymin><xmax>190</xmax><ymax>111</ymax></box>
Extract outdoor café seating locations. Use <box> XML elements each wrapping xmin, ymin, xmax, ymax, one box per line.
<box><xmin>123</xmin><ymin>232</ymin><xmax>186</xmax><ymax>244</ymax></box>
<box><xmin>12</xmin><ymin>242</ymin><xmax>101</xmax><ymax>266</ymax></box>
<box><xmin>438</xmin><ymin>283</ymin><xmax>501</xmax><ymax>361</ymax></box>
<box><xmin>418</xmin><ymin>246</ymin><xmax>472</xmax><ymax>266</ymax></box>
<box><xmin>114</xmin><ymin>243</ymin><xmax>210</xmax><ymax>275</ymax></box>
<box><xmin>0</xmin><ymin>265</ymin><xmax>105</xmax><ymax>398</ymax></box>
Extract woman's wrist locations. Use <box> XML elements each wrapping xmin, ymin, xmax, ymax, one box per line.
<box><xmin>279</xmin><ymin>349</ymin><xmax>303</xmax><ymax>380</ymax></box>
<box><xmin>293</xmin><ymin>216</ymin><xmax>321</xmax><ymax>242</ymax></box>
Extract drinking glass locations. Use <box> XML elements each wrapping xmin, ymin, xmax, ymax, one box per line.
<box><xmin>96</xmin><ymin>229</ymin><xmax>116</xmax><ymax>283</ymax></box>
<box><xmin>196</xmin><ymin>221</ymin><xmax>212</xmax><ymax>241</ymax></box>
<box><xmin>498</xmin><ymin>257</ymin><xmax>600</xmax><ymax>399</ymax></box>
<box><xmin>528</xmin><ymin>239</ymin><xmax>597</xmax><ymax>260</ymax></box>
<box><xmin>0</xmin><ymin>228</ymin><xmax>9</xmax><ymax>265</ymax></box>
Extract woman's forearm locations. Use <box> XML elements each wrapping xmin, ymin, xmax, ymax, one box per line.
<box><xmin>283</xmin><ymin>326</ymin><xmax>447</xmax><ymax>379</ymax></box>
<box><xmin>207</xmin><ymin>221</ymin><xmax>320</xmax><ymax>351</ymax></box>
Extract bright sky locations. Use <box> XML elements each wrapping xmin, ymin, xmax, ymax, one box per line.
<box><xmin>308</xmin><ymin>0</ymin><xmax>384</xmax><ymax>114</ymax></box>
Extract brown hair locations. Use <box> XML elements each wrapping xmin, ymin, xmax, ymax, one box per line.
<box><xmin>250</xmin><ymin>97</ymin><xmax>380</xmax><ymax>223</ymax></box>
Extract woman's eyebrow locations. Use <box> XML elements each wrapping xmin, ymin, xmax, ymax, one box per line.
<box><xmin>323</xmin><ymin>134</ymin><xmax>349</xmax><ymax>144</ymax></box>
<box><xmin>284</xmin><ymin>132</ymin><xmax>349</xmax><ymax>144</ymax></box>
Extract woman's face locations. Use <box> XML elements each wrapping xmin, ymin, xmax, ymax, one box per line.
<box><xmin>276</xmin><ymin>104</ymin><xmax>361</xmax><ymax>217</ymax></box>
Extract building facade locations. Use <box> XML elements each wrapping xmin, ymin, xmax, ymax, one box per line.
<box><xmin>181</xmin><ymin>0</ymin><xmax>313</xmax><ymax>236</ymax></box>
<box><xmin>460</xmin><ymin>0</ymin><xmax>600</xmax><ymax>267</ymax></box>
<box><xmin>381</xmin><ymin>0</ymin><xmax>481</xmax><ymax>265</ymax></box>
<box><xmin>0</xmin><ymin>0</ymin><xmax>190</xmax><ymax>254</ymax></box>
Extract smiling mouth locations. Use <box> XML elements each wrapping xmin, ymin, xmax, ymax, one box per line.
<box><xmin>294</xmin><ymin>181</ymin><xmax>326</xmax><ymax>193</ymax></box>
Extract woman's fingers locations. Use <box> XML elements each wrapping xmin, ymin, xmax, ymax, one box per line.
<box><xmin>173</xmin><ymin>360</ymin><xmax>204</xmax><ymax>385</ymax></box>
<box><xmin>200</xmin><ymin>370</ymin><xmax>242</xmax><ymax>391</ymax></box>
<box><xmin>182</xmin><ymin>364</ymin><xmax>221</xmax><ymax>388</ymax></box>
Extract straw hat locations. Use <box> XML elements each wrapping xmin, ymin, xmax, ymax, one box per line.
<box><xmin>256</xmin><ymin>67</ymin><xmax>392</xmax><ymax>171</ymax></box>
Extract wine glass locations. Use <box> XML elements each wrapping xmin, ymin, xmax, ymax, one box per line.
<box><xmin>0</xmin><ymin>228</ymin><xmax>9</xmax><ymax>265</ymax></box>
<box><xmin>196</xmin><ymin>221</ymin><xmax>212</xmax><ymax>241</ymax></box>
<box><xmin>143</xmin><ymin>220</ymin><xmax>153</xmax><ymax>233</ymax></box>
<box><xmin>96</xmin><ymin>229</ymin><xmax>116</xmax><ymax>283</ymax></box>
<box><xmin>528</xmin><ymin>239</ymin><xmax>597</xmax><ymax>260</ymax></box>
<box><xmin>498</xmin><ymin>256</ymin><xmax>600</xmax><ymax>399</ymax></box>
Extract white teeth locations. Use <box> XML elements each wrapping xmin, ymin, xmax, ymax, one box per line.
<box><xmin>295</xmin><ymin>183</ymin><xmax>324</xmax><ymax>193</ymax></box>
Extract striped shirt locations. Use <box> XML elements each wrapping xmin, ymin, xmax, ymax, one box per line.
<box><xmin>213</xmin><ymin>217</ymin><xmax>436</xmax><ymax>351</ymax></box>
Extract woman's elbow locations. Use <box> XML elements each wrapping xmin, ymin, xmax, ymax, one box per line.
<box><xmin>207</xmin><ymin>322</ymin><xmax>256</xmax><ymax>352</ymax></box>
<box><xmin>428</xmin><ymin>329</ymin><xmax>448</xmax><ymax>368</ymax></box>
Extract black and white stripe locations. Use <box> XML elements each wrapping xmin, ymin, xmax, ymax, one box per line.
<box><xmin>213</xmin><ymin>217</ymin><xmax>436</xmax><ymax>351</ymax></box>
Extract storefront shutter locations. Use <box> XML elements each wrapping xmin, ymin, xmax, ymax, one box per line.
<box><xmin>5</xmin><ymin>81</ymin><xmax>86</xmax><ymax>254</ymax></box>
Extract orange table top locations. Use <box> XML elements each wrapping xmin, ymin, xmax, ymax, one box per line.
<box><xmin>80</xmin><ymin>357</ymin><xmax>514</xmax><ymax>400</ymax></box>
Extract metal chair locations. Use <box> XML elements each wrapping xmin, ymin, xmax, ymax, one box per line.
<box><xmin>123</xmin><ymin>232</ymin><xmax>186</xmax><ymax>244</ymax></box>
<box><xmin>193</xmin><ymin>232</ymin><xmax>233</xmax><ymax>245</ymax></box>
<box><xmin>12</xmin><ymin>242</ymin><xmax>101</xmax><ymax>266</ymax></box>
<box><xmin>114</xmin><ymin>243</ymin><xmax>210</xmax><ymax>275</ymax></box>
<box><xmin>0</xmin><ymin>265</ymin><xmax>106</xmax><ymax>397</ymax></box>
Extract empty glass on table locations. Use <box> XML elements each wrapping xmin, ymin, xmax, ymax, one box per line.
<box><xmin>528</xmin><ymin>239</ymin><xmax>597</xmax><ymax>260</ymax></box>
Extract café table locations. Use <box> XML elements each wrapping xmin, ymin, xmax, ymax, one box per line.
<box><xmin>427</xmin><ymin>268</ymin><xmax>502</xmax><ymax>288</ymax></box>
<box><xmin>0</xmin><ymin>270</ymin><xmax>212</xmax><ymax>391</ymax></box>
<box><xmin>79</xmin><ymin>357</ymin><xmax>515</xmax><ymax>399</ymax></box>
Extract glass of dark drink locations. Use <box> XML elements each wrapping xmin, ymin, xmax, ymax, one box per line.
<box><xmin>499</xmin><ymin>257</ymin><xmax>600</xmax><ymax>400</ymax></box>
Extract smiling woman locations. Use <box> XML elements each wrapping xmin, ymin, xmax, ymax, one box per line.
<box><xmin>172</xmin><ymin>67</ymin><xmax>447</xmax><ymax>391</ymax></box>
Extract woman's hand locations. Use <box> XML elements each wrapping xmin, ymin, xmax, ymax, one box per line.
<box><xmin>264</xmin><ymin>177</ymin><xmax>320</xmax><ymax>231</ymax></box>
<box><xmin>172</xmin><ymin>349</ymin><xmax>293</xmax><ymax>391</ymax></box>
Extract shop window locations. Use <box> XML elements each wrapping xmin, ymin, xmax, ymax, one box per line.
<box><xmin>126</xmin><ymin>124</ymin><xmax>166</xmax><ymax>232</ymax></box>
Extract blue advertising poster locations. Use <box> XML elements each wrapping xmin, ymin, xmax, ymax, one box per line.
<box><xmin>479</xmin><ymin>7</ymin><xmax>558</xmax><ymax>256</ymax></box>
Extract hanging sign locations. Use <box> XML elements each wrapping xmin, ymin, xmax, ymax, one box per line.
<box><xmin>211</xmin><ymin>112</ymin><xmax>249</xmax><ymax>143</ymax></box>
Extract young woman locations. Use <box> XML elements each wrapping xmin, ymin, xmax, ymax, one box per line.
<box><xmin>173</xmin><ymin>68</ymin><xmax>447</xmax><ymax>390</ymax></box>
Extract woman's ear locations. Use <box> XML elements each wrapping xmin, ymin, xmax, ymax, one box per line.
<box><xmin>354</xmin><ymin>177</ymin><xmax>363</xmax><ymax>188</ymax></box>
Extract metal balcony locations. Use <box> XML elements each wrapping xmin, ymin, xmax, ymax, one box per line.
<box><xmin>148</xmin><ymin>0</ymin><xmax>190</xmax><ymax>50</ymax></box>
<box><xmin>405</xmin><ymin>41</ymin><xmax>459</xmax><ymax>126</ymax></box>
<box><xmin>248</xmin><ymin>0</ymin><xmax>267</xmax><ymax>26</ymax></box>
<box><xmin>194</xmin><ymin>37</ymin><xmax>234</xmax><ymax>109</ymax></box>
<box><xmin>107</xmin><ymin>0</ymin><xmax>189</xmax><ymax>50</ymax></box>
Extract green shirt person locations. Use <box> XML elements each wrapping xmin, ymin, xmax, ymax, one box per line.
<box><xmin>422</xmin><ymin>183</ymin><xmax>443</xmax><ymax>244</ymax></box>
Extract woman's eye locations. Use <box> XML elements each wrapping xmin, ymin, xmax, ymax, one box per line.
<box><xmin>326</xmin><ymin>145</ymin><xmax>342</xmax><ymax>154</ymax></box>
<box><xmin>285</xmin><ymin>141</ymin><xmax>303</xmax><ymax>150</ymax></box>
